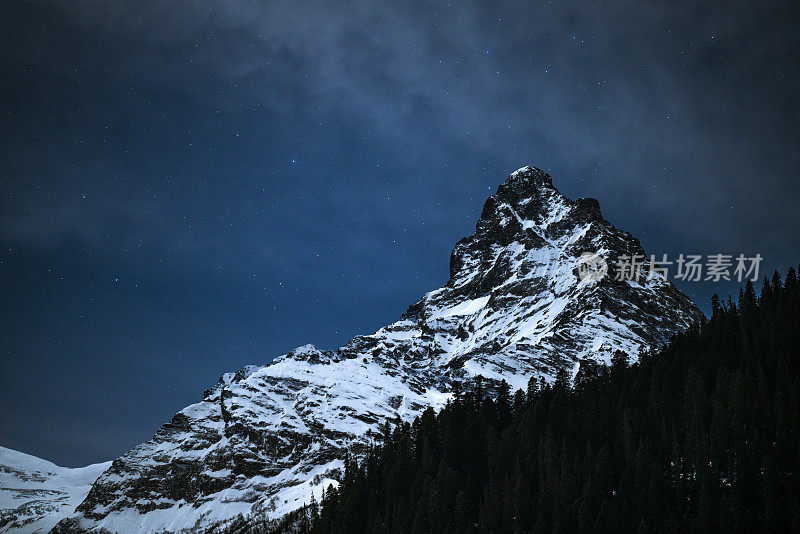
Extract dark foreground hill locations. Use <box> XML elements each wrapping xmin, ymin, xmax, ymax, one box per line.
<box><xmin>288</xmin><ymin>268</ymin><xmax>800</xmax><ymax>533</ymax></box>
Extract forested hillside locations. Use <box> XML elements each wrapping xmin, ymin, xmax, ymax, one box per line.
<box><xmin>304</xmin><ymin>268</ymin><xmax>800</xmax><ymax>533</ymax></box>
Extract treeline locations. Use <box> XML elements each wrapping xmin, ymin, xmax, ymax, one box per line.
<box><xmin>306</xmin><ymin>268</ymin><xmax>800</xmax><ymax>533</ymax></box>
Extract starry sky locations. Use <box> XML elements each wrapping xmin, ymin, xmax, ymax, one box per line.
<box><xmin>1</xmin><ymin>1</ymin><xmax>798</xmax><ymax>466</ymax></box>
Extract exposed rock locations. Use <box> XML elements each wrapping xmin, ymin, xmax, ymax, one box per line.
<box><xmin>52</xmin><ymin>166</ymin><xmax>703</xmax><ymax>533</ymax></box>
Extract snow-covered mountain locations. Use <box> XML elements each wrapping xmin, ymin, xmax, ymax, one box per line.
<box><xmin>48</xmin><ymin>166</ymin><xmax>702</xmax><ymax>532</ymax></box>
<box><xmin>0</xmin><ymin>447</ymin><xmax>110</xmax><ymax>534</ymax></box>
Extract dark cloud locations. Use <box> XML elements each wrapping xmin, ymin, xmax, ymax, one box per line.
<box><xmin>1</xmin><ymin>1</ymin><xmax>798</xmax><ymax>465</ymax></box>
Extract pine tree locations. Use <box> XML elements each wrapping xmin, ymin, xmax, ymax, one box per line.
<box><xmin>312</xmin><ymin>267</ymin><xmax>800</xmax><ymax>534</ymax></box>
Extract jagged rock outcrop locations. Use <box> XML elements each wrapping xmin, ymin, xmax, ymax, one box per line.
<box><xmin>51</xmin><ymin>166</ymin><xmax>703</xmax><ymax>532</ymax></box>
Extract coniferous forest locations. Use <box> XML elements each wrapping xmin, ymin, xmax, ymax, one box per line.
<box><xmin>225</xmin><ymin>268</ymin><xmax>800</xmax><ymax>533</ymax></box>
<box><xmin>302</xmin><ymin>269</ymin><xmax>800</xmax><ymax>533</ymax></box>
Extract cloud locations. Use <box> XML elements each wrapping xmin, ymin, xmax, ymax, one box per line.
<box><xmin>2</xmin><ymin>0</ymin><xmax>798</xmax><ymax>268</ymax></box>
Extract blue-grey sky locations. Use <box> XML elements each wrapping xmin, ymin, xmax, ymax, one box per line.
<box><xmin>1</xmin><ymin>1</ymin><xmax>798</xmax><ymax>466</ymax></box>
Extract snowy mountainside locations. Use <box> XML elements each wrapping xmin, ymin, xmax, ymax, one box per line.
<box><xmin>0</xmin><ymin>446</ymin><xmax>110</xmax><ymax>534</ymax></box>
<box><xmin>52</xmin><ymin>166</ymin><xmax>703</xmax><ymax>532</ymax></box>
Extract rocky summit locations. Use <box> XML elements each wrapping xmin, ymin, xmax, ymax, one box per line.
<box><xmin>48</xmin><ymin>166</ymin><xmax>702</xmax><ymax>533</ymax></box>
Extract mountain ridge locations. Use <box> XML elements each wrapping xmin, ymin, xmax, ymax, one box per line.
<box><xmin>33</xmin><ymin>165</ymin><xmax>701</xmax><ymax>533</ymax></box>
<box><xmin>0</xmin><ymin>446</ymin><xmax>111</xmax><ymax>534</ymax></box>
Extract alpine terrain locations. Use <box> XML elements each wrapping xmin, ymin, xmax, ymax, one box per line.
<box><xmin>0</xmin><ymin>447</ymin><xmax>111</xmax><ymax>534</ymax></box>
<box><xmin>31</xmin><ymin>166</ymin><xmax>702</xmax><ymax>532</ymax></box>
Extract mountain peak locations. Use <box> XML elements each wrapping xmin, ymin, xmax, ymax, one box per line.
<box><xmin>507</xmin><ymin>164</ymin><xmax>551</xmax><ymax>183</ymax></box>
<box><xmin>53</xmin><ymin>166</ymin><xmax>703</xmax><ymax>534</ymax></box>
<box><xmin>451</xmin><ymin>166</ymin><xmax>603</xmax><ymax>285</ymax></box>
<box><xmin>498</xmin><ymin>165</ymin><xmax>554</xmax><ymax>198</ymax></box>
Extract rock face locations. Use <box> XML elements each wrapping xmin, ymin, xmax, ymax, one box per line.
<box><xmin>53</xmin><ymin>166</ymin><xmax>703</xmax><ymax>532</ymax></box>
<box><xmin>0</xmin><ymin>446</ymin><xmax>111</xmax><ymax>534</ymax></box>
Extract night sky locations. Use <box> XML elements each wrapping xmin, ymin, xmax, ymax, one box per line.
<box><xmin>1</xmin><ymin>1</ymin><xmax>798</xmax><ymax>467</ymax></box>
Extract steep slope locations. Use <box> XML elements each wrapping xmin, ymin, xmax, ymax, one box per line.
<box><xmin>54</xmin><ymin>166</ymin><xmax>703</xmax><ymax>533</ymax></box>
<box><xmin>311</xmin><ymin>269</ymin><xmax>800</xmax><ymax>533</ymax></box>
<box><xmin>0</xmin><ymin>447</ymin><xmax>110</xmax><ymax>534</ymax></box>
